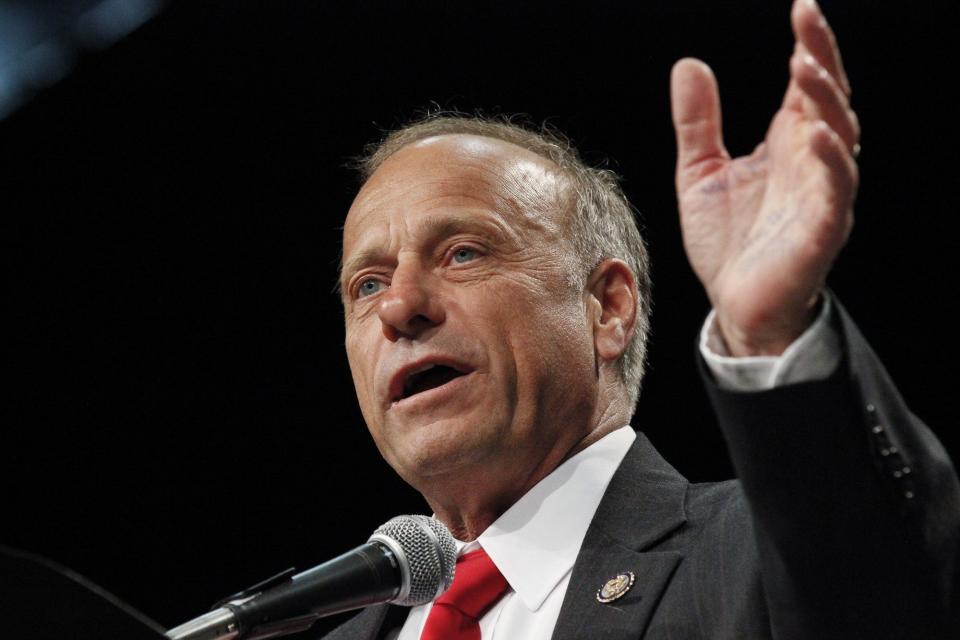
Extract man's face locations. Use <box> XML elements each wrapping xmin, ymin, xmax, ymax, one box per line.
<box><xmin>341</xmin><ymin>135</ymin><xmax>599</xmax><ymax>491</ymax></box>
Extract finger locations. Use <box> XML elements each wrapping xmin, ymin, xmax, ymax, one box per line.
<box><xmin>791</xmin><ymin>52</ymin><xmax>860</xmax><ymax>150</ymax></box>
<box><xmin>792</xmin><ymin>0</ymin><xmax>851</xmax><ymax>96</ymax></box>
<box><xmin>781</xmin><ymin>40</ymin><xmax>803</xmax><ymax>111</ymax></box>
<box><xmin>670</xmin><ymin>58</ymin><xmax>730</xmax><ymax>192</ymax></box>
<box><xmin>810</xmin><ymin>120</ymin><xmax>859</xmax><ymax>214</ymax></box>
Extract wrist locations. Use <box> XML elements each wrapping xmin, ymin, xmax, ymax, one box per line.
<box><xmin>715</xmin><ymin>295</ymin><xmax>822</xmax><ymax>358</ymax></box>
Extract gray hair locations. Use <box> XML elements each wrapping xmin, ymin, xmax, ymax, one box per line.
<box><xmin>356</xmin><ymin>113</ymin><xmax>652</xmax><ymax>408</ymax></box>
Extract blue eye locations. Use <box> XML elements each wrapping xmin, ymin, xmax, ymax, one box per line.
<box><xmin>357</xmin><ymin>278</ymin><xmax>386</xmax><ymax>298</ymax></box>
<box><xmin>452</xmin><ymin>247</ymin><xmax>478</xmax><ymax>264</ymax></box>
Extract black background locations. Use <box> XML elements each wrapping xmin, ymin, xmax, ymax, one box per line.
<box><xmin>3</xmin><ymin>0</ymin><xmax>957</xmax><ymax>634</ymax></box>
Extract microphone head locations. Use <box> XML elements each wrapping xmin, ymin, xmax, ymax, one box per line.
<box><xmin>368</xmin><ymin>515</ymin><xmax>456</xmax><ymax>606</ymax></box>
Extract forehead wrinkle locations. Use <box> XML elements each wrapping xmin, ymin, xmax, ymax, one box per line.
<box><xmin>346</xmin><ymin>166</ymin><xmax>498</xmax><ymax>237</ymax></box>
<box><xmin>422</xmin><ymin>159</ymin><xmax>569</xmax><ymax>246</ymax></box>
<box><xmin>347</xmin><ymin>166</ymin><xmax>551</xmax><ymax>249</ymax></box>
<box><xmin>410</xmin><ymin>209</ymin><xmax>516</xmax><ymax>250</ymax></box>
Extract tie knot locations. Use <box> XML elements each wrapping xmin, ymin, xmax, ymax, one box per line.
<box><xmin>434</xmin><ymin>548</ymin><xmax>510</xmax><ymax>620</ymax></box>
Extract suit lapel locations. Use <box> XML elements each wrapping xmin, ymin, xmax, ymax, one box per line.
<box><xmin>551</xmin><ymin>433</ymin><xmax>688</xmax><ymax>640</ymax></box>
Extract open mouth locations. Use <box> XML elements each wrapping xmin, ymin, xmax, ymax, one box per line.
<box><xmin>397</xmin><ymin>363</ymin><xmax>471</xmax><ymax>401</ymax></box>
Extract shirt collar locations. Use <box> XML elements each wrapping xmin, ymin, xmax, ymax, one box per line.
<box><xmin>464</xmin><ymin>425</ymin><xmax>636</xmax><ymax>612</ymax></box>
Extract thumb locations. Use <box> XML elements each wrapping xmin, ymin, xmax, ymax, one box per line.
<box><xmin>670</xmin><ymin>58</ymin><xmax>729</xmax><ymax>192</ymax></box>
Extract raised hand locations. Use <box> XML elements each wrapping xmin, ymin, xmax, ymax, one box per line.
<box><xmin>670</xmin><ymin>0</ymin><xmax>860</xmax><ymax>357</ymax></box>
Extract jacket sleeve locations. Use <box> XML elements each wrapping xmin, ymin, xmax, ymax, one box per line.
<box><xmin>700</xmin><ymin>293</ymin><xmax>960</xmax><ymax>639</ymax></box>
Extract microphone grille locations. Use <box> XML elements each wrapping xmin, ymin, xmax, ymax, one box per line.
<box><xmin>369</xmin><ymin>515</ymin><xmax>456</xmax><ymax>606</ymax></box>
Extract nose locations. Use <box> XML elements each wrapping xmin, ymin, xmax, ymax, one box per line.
<box><xmin>377</xmin><ymin>262</ymin><xmax>445</xmax><ymax>341</ymax></box>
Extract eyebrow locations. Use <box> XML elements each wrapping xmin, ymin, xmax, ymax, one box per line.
<box><xmin>339</xmin><ymin>213</ymin><xmax>515</xmax><ymax>285</ymax></box>
<box><xmin>339</xmin><ymin>247</ymin><xmax>388</xmax><ymax>288</ymax></box>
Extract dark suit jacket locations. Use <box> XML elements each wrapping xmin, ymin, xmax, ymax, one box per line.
<box><xmin>321</xmin><ymin>300</ymin><xmax>960</xmax><ymax>639</ymax></box>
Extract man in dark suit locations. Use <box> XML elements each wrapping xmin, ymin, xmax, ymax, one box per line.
<box><xmin>327</xmin><ymin>1</ymin><xmax>959</xmax><ymax>637</ymax></box>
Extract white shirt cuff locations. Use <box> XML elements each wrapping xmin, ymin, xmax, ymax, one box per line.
<box><xmin>699</xmin><ymin>295</ymin><xmax>841</xmax><ymax>391</ymax></box>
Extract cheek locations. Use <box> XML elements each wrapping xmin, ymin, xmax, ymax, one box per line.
<box><xmin>534</xmin><ymin>311</ymin><xmax>595</xmax><ymax>381</ymax></box>
<box><xmin>345</xmin><ymin>329</ymin><xmax>380</xmax><ymax>422</ymax></box>
<box><xmin>494</xmin><ymin>289</ymin><xmax>594</xmax><ymax>389</ymax></box>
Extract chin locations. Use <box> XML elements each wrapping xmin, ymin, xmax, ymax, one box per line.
<box><xmin>386</xmin><ymin>419</ymin><xmax>504</xmax><ymax>482</ymax></box>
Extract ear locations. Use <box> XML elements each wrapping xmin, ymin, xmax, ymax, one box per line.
<box><xmin>586</xmin><ymin>259</ymin><xmax>638</xmax><ymax>363</ymax></box>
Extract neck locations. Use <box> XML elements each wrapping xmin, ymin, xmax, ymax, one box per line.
<box><xmin>424</xmin><ymin>390</ymin><xmax>631</xmax><ymax>541</ymax></box>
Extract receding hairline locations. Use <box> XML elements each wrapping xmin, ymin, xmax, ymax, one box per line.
<box><xmin>361</xmin><ymin>132</ymin><xmax>570</xmax><ymax>187</ymax></box>
<box><xmin>356</xmin><ymin>114</ymin><xmax>583</xmax><ymax>181</ymax></box>
<box><xmin>355</xmin><ymin>131</ymin><xmax>578</xmax><ymax>234</ymax></box>
<box><xmin>356</xmin><ymin>130</ymin><xmax>574</xmax><ymax>216</ymax></box>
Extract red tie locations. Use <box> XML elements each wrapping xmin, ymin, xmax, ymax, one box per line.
<box><xmin>420</xmin><ymin>548</ymin><xmax>510</xmax><ymax>640</ymax></box>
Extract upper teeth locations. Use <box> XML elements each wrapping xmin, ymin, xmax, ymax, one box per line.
<box><xmin>404</xmin><ymin>363</ymin><xmax>437</xmax><ymax>393</ymax></box>
<box><xmin>409</xmin><ymin>363</ymin><xmax>437</xmax><ymax>376</ymax></box>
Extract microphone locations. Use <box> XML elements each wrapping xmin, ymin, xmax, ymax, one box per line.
<box><xmin>166</xmin><ymin>515</ymin><xmax>457</xmax><ymax>640</ymax></box>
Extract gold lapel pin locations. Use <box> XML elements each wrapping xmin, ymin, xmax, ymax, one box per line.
<box><xmin>596</xmin><ymin>571</ymin><xmax>636</xmax><ymax>603</ymax></box>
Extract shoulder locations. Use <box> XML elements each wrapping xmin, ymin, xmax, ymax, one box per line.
<box><xmin>649</xmin><ymin>479</ymin><xmax>770</xmax><ymax>637</ymax></box>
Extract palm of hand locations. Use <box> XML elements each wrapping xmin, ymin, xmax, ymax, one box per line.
<box><xmin>679</xmin><ymin>107</ymin><xmax>852</xmax><ymax>351</ymax></box>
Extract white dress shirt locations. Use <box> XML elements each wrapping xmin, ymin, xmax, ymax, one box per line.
<box><xmin>397</xmin><ymin>299</ymin><xmax>840</xmax><ymax>639</ymax></box>
<box><xmin>397</xmin><ymin>426</ymin><xmax>637</xmax><ymax>640</ymax></box>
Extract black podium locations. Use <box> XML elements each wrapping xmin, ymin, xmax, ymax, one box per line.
<box><xmin>1</xmin><ymin>546</ymin><xmax>168</xmax><ymax>639</ymax></box>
